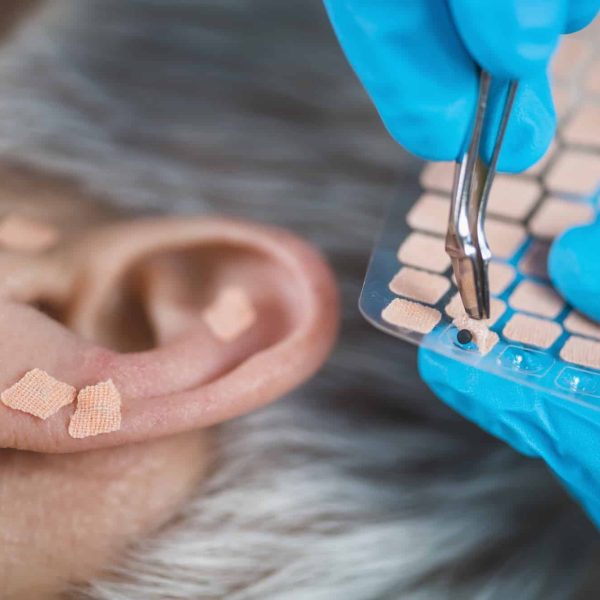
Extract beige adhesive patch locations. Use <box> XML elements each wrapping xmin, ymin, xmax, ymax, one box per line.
<box><xmin>489</xmin><ymin>262</ymin><xmax>515</xmax><ymax>295</ymax></box>
<box><xmin>452</xmin><ymin>315</ymin><xmax>499</xmax><ymax>356</ymax></box>
<box><xmin>1</xmin><ymin>368</ymin><xmax>76</xmax><ymax>419</ymax></box>
<box><xmin>586</xmin><ymin>58</ymin><xmax>600</xmax><ymax>96</ymax></box>
<box><xmin>68</xmin><ymin>379</ymin><xmax>122</xmax><ymax>439</ymax></box>
<box><xmin>445</xmin><ymin>293</ymin><xmax>506</xmax><ymax>326</ymax></box>
<box><xmin>546</xmin><ymin>150</ymin><xmax>600</xmax><ymax>197</ymax></box>
<box><xmin>563</xmin><ymin>104</ymin><xmax>600</xmax><ymax>148</ymax></box>
<box><xmin>564</xmin><ymin>311</ymin><xmax>600</xmax><ymax>341</ymax></box>
<box><xmin>397</xmin><ymin>232</ymin><xmax>450</xmax><ymax>273</ymax></box>
<box><xmin>485</xmin><ymin>219</ymin><xmax>526</xmax><ymax>259</ymax></box>
<box><xmin>406</xmin><ymin>193</ymin><xmax>449</xmax><ymax>235</ymax></box>
<box><xmin>502</xmin><ymin>313</ymin><xmax>562</xmax><ymax>349</ymax></box>
<box><xmin>388</xmin><ymin>267</ymin><xmax>449</xmax><ymax>305</ymax></box>
<box><xmin>509</xmin><ymin>280</ymin><xmax>564</xmax><ymax>319</ymax></box>
<box><xmin>553</xmin><ymin>85</ymin><xmax>574</xmax><ymax>119</ymax></box>
<box><xmin>528</xmin><ymin>198</ymin><xmax>594</xmax><ymax>239</ymax></box>
<box><xmin>518</xmin><ymin>241</ymin><xmax>550</xmax><ymax>279</ymax></box>
<box><xmin>487</xmin><ymin>176</ymin><xmax>540</xmax><ymax>221</ymax></box>
<box><xmin>560</xmin><ymin>336</ymin><xmax>600</xmax><ymax>371</ymax></box>
<box><xmin>0</xmin><ymin>215</ymin><xmax>59</xmax><ymax>252</ymax></box>
<box><xmin>202</xmin><ymin>286</ymin><xmax>257</xmax><ymax>342</ymax></box>
<box><xmin>526</xmin><ymin>141</ymin><xmax>556</xmax><ymax>176</ymax></box>
<box><xmin>552</xmin><ymin>36</ymin><xmax>591</xmax><ymax>80</ymax></box>
<box><xmin>419</xmin><ymin>161</ymin><xmax>454</xmax><ymax>193</ymax></box>
<box><xmin>381</xmin><ymin>298</ymin><xmax>440</xmax><ymax>334</ymax></box>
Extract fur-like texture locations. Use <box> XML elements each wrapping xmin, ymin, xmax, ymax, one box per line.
<box><xmin>0</xmin><ymin>1</ymin><xmax>597</xmax><ymax>598</ymax></box>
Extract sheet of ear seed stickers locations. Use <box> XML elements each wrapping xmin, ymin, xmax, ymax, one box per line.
<box><xmin>360</xmin><ymin>21</ymin><xmax>600</xmax><ymax>402</ymax></box>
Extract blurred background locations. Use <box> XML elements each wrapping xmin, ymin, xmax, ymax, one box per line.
<box><xmin>1</xmin><ymin>1</ymin><xmax>599</xmax><ymax>598</ymax></box>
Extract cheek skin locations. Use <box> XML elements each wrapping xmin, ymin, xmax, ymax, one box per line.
<box><xmin>0</xmin><ymin>430</ymin><xmax>213</xmax><ymax>600</ymax></box>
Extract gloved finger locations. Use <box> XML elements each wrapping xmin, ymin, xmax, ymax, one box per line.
<box><xmin>323</xmin><ymin>0</ymin><xmax>477</xmax><ymax>161</ymax></box>
<box><xmin>418</xmin><ymin>345</ymin><xmax>600</xmax><ymax>527</ymax></box>
<box><xmin>481</xmin><ymin>73</ymin><xmax>555</xmax><ymax>172</ymax></box>
<box><xmin>564</xmin><ymin>0</ymin><xmax>600</xmax><ymax>33</ymax></box>
<box><xmin>549</xmin><ymin>216</ymin><xmax>600</xmax><ymax>322</ymax></box>
<box><xmin>448</xmin><ymin>0</ymin><xmax>567</xmax><ymax>79</ymax></box>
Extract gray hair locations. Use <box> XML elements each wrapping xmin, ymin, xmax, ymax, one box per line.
<box><xmin>1</xmin><ymin>1</ymin><xmax>597</xmax><ymax>598</ymax></box>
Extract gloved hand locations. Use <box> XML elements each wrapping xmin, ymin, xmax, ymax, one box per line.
<box><xmin>419</xmin><ymin>216</ymin><xmax>600</xmax><ymax>526</ymax></box>
<box><xmin>324</xmin><ymin>0</ymin><xmax>600</xmax><ymax>171</ymax></box>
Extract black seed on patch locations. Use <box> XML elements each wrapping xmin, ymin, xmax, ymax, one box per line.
<box><xmin>457</xmin><ymin>329</ymin><xmax>473</xmax><ymax>345</ymax></box>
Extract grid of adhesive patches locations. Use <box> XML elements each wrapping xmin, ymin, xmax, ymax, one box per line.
<box><xmin>381</xmin><ymin>24</ymin><xmax>600</xmax><ymax>384</ymax></box>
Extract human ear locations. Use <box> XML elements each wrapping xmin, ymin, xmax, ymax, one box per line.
<box><xmin>0</xmin><ymin>216</ymin><xmax>339</xmax><ymax>452</ymax></box>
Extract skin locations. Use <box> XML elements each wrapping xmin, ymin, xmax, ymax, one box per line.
<box><xmin>0</xmin><ymin>163</ymin><xmax>339</xmax><ymax>598</ymax></box>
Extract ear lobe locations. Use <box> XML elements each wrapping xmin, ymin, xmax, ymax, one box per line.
<box><xmin>0</xmin><ymin>217</ymin><xmax>339</xmax><ymax>452</ymax></box>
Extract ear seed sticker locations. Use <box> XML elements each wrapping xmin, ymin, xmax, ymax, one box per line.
<box><xmin>68</xmin><ymin>379</ymin><xmax>122</xmax><ymax>439</ymax></box>
<box><xmin>1</xmin><ymin>368</ymin><xmax>76</xmax><ymax>419</ymax></box>
<box><xmin>202</xmin><ymin>286</ymin><xmax>257</xmax><ymax>342</ymax></box>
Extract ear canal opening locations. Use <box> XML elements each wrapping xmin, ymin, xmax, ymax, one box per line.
<box><xmin>60</xmin><ymin>242</ymin><xmax>299</xmax><ymax>357</ymax></box>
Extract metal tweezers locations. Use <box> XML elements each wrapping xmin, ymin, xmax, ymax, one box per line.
<box><xmin>446</xmin><ymin>71</ymin><xmax>518</xmax><ymax>320</ymax></box>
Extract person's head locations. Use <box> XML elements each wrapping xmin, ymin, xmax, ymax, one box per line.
<box><xmin>0</xmin><ymin>164</ymin><xmax>338</xmax><ymax>598</ymax></box>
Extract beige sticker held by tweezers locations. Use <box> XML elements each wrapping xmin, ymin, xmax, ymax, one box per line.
<box><xmin>509</xmin><ymin>280</ymin><xmax>564</xmax><ymax>319</ymax></box>
<box><xmin>68</xmin><ymin>379</ymin><xmax>122</xmax><ymax>439</ymax></box>
<box><xmin>397</xmin><ymin>232</ymin><xmax>450</xmax><ymax>273</ymax></box>
<box><xmin>502</xmin><ymin>313</ymin><xmax>562</xmax><ymax>349</ymax></box>
<box><xmin>381</xmin><ymin>298</ymin><xmax>441</xmax><ymax>334</ymax></box>
<box><xmin>389</xmin><ymin>267</ymin><xmax>450</xmax><ymax>305</ymax></box>
<box><xmin>1</xmin><ymin>368</ymin><xmax>76</xmax><ymax>419</ymax></box>
<box><xmin>202</xmin><ymin>286</ymin><xmax>257</xmax><ymax>342</ymax></box>
<box><xmin>560</xmin><ymin>336</ymin><xmax>600</xmax><ymax>371</ymax></box>
<box><xmin>452</xmin><ymin>315</ymin><xmax>499</xmax><ymax>356</ymax></box>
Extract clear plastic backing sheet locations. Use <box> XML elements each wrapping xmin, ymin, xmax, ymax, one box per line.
<box><xmin>360</xmin><ymin>21</ymin><xmax>600</xmax><ymax>404</ymax></box>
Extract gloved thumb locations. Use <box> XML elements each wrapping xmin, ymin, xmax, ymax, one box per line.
<box><xmin>549</xmin><ymin>214</ymin><xmax>600</xmax><ymax>323</ymax></box>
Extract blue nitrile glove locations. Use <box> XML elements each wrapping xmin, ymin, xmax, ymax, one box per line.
<box><xmin>324</xmin><ymin>0</ymin><xmax>600</xmax><ymax>171</ymax></box>
<box><xmin>419</xmin><ymin>215</ymin><xmax>600</xmax><ymax>526</ymax></box>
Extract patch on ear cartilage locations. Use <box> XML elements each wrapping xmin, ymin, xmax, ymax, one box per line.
<box><xmin>202</xmin><ymin>286</ymin><xmax>256</xmax><ymax>342</ymax></box>
<box><xmin>451</xmin><ymin>315</ymin><xmax>499</xmax><ymax>356</ymax></box>
<box><xmin>0</xmin><ymin>215</ymin><xmax>59</xmax><ymax>252</ymax></box>
<box><xmin>1</xmin><ymin>368</ymin><xmax>76</xmax><ymax>419</ymax></box>
<box><xmin>68</xmin><ymin>379</ymin><xmax>122</xmax><ymax>439</ymax></box>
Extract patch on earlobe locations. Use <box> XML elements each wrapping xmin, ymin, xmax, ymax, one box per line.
<box><xmin>0</xmin><ymin>214</ymin><xmax>60</xmax><ymax>252</ymax></box>
<box><xmin>68</xmin><ymin>379</ymin><xmax>122</xmax><ymax>439</ymax></box>
<box><xmin>202</xmin><ymin>286</ymin><xmax>256</xmax><ymax>342</ymax></box>
<box><xmin>1</xmin><ymin>368</ymin><xmax>76</xmax><ymax>419</ymax></box>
